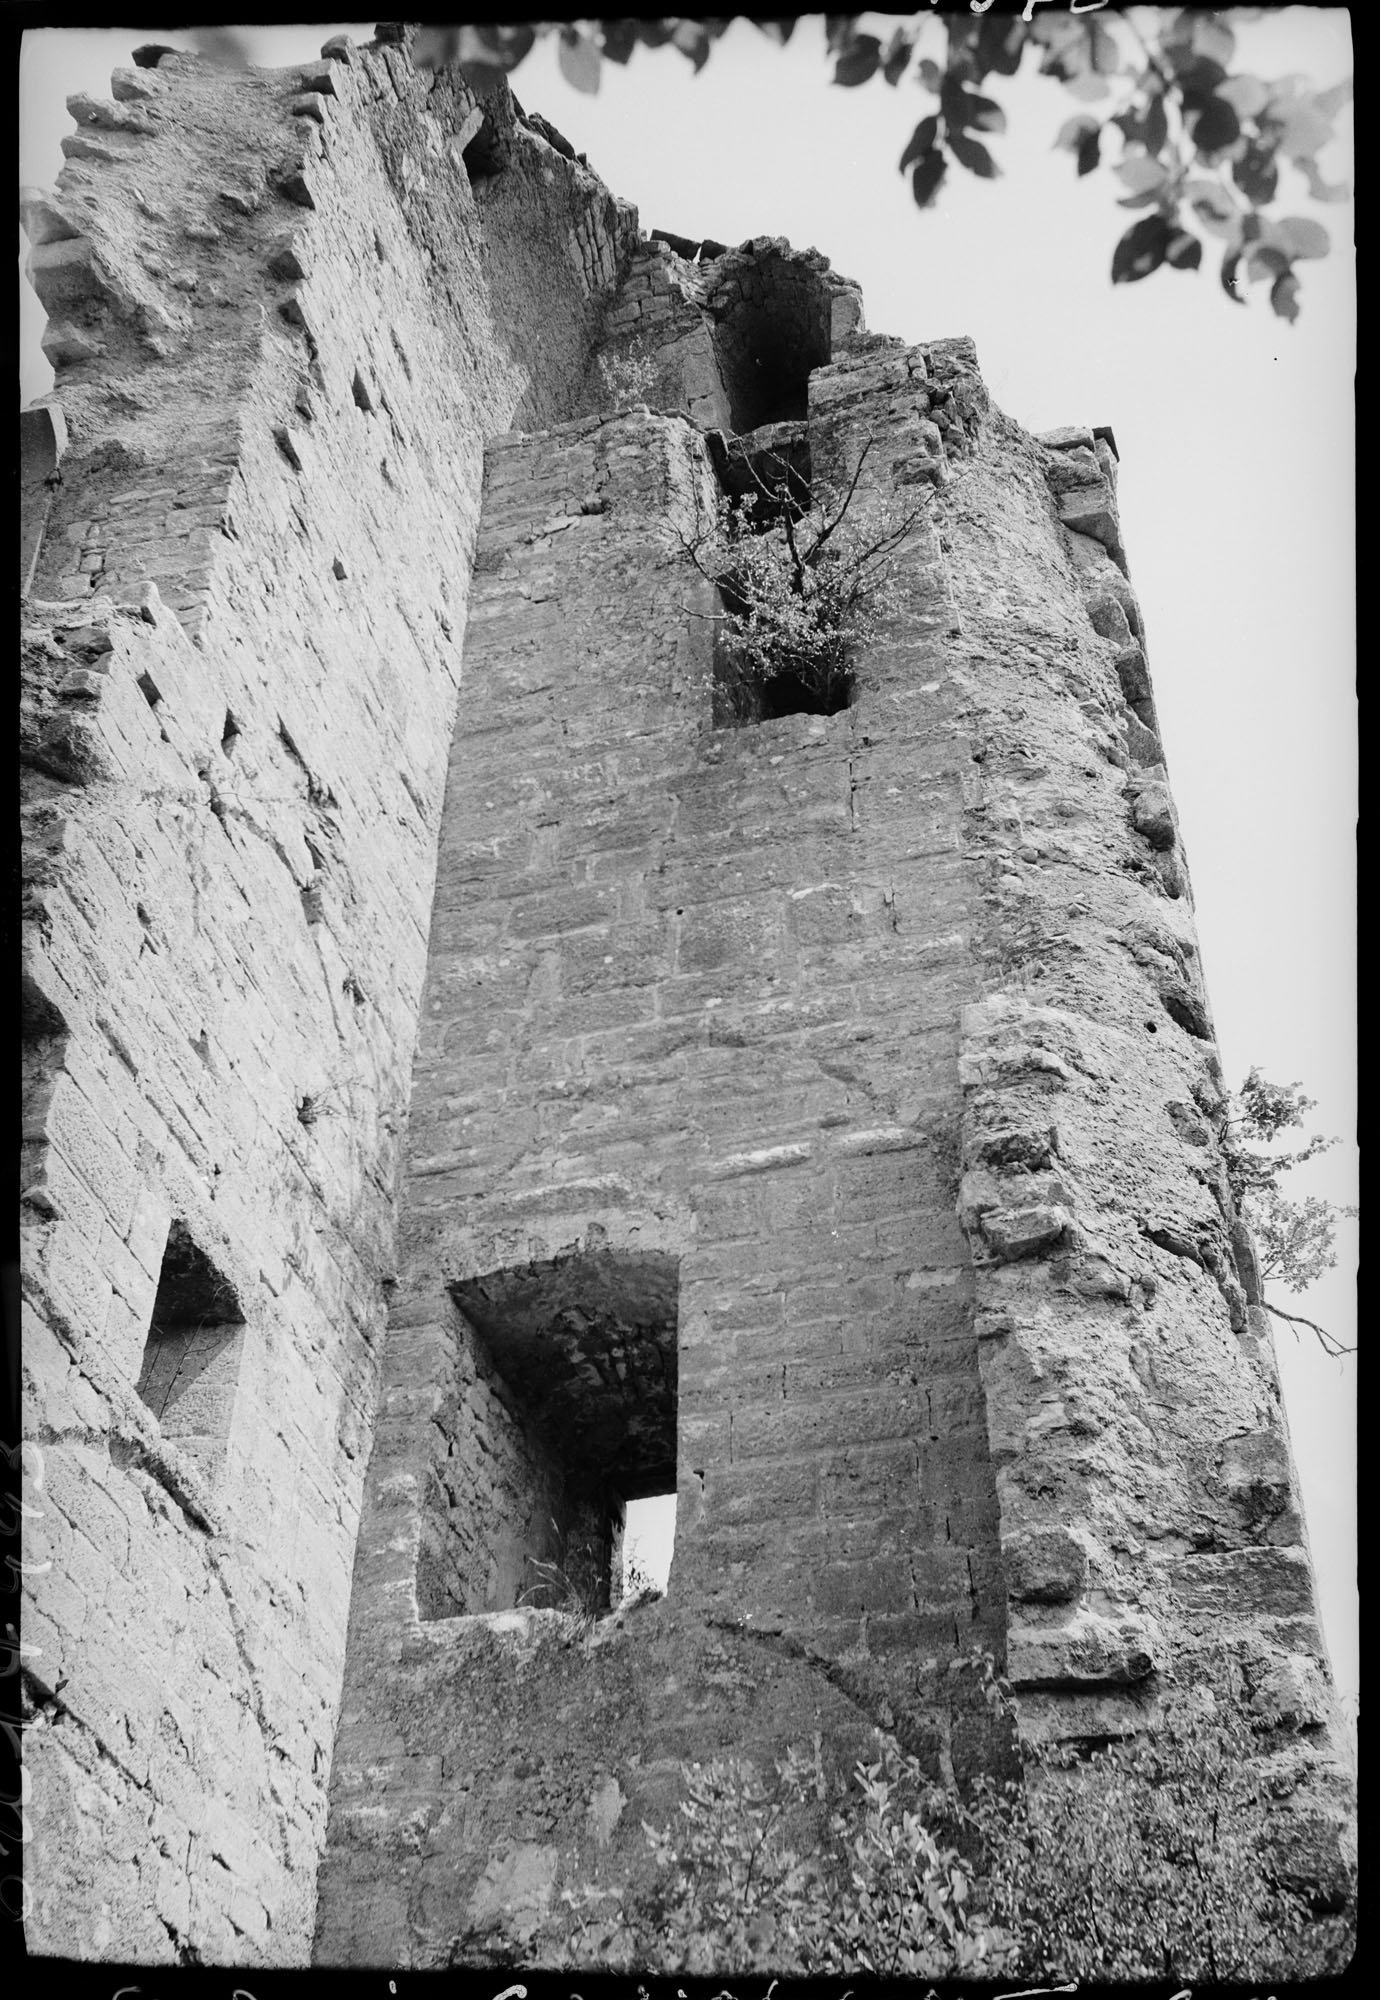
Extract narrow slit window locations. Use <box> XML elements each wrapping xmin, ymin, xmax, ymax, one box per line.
<box><xmin>136</xmin><ymin>1222</ymin><xmax>245</xmax><ymax>1485</ymax></box>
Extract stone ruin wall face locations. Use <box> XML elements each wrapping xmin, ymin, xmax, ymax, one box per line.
<box><xmin>19</xmin><ymin>31</ymin><xmax>1352</xmax><ymax>1972</ymax></box>
<box><xmin>19</xmin><ymin>37</ymin><xmax>635</xmax><ymax>1963</ymax></box>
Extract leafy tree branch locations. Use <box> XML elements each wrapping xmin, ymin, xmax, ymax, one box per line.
<box><xmin>670</xmin><ymin>440</ymin><xmax>927</xmax><ymax>720</ymax></box>
<box><xmin>1223</xmin><ymin>1067</ymin><xmax>1355</xmax><ymax>1356</ymax></box>
<box><xmin>412</xmin><ymin>10</ymin><xmax>1351</xmax><ymax>323</ymax></box>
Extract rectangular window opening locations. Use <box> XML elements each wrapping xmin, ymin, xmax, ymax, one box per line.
<box><xmin>712</xmin><ymin>577</ymin><xmax>856</xmax><ymax>728</ymax></box>
<box><xmin>706</xmin><ymin>430</ymin><xmax>857</xmax><ymax>728</ymax></box>
<box><xmin>135</xmin><ymin>1221</ymin><xmax>245</xmax><ymax>1485</ymax></box>
<box><xmin>418</xmin><ymin>1249</ymin><xmax>679</xmax><ymax>1622</ymax></box>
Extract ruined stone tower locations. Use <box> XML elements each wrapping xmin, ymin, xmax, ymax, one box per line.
<box><xmin>19</xmin><ymin>29</ymin><xmax>1352</xmax><ymax>1971</ymax></box>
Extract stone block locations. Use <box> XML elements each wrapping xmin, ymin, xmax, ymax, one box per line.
<box><xmin>1246</xmin><ymin>1651</ymin><xmax>1333</xmax><ymax>1731</ymax></box>
<box><xmin>1007</xmin><ymin>1608</ymin><xmax>1158</xmax><ymax>1689</ymax></box>
<box><xmin>1217</xmin><ymin>1427</ymin><xmax>1293</xmax><ymax>1525</ymax></box>
<box><xmin>808</xmin><ymin>1556</ymin><xmax>915</xmax><ymax>1617</ymax></box>
<box><xmin>464</xmin><ymin>1840</ymin><xmax>558</xmax><ymax>1944</ymax></box>
<box><xmin>1057</xmin><ymin>481</ymin><xmax>1120</xmax><ymax>546</ymax></box>
<box><xmin>1004</xmin><ymin>1525</ymin><xmax>1090</xmax><ymax>1604</ymax></box>
<box><xmin>1177</xmin><ymin>1546</ymin><xmax>1317</xmax><ymax>1620</ymax></box>
<box><xmin>979</xmin><ymin>1204</ymin><xmax>1072</xmax><ymax>1261</ymax></box>
<box><xmin>1130</xmin><ymin>781</ymin><xmax>1176</xmax><ymax>849</ymax></box>
<box><xmin>24</xmin><ymin>1218</ymin><xmax>113</xmax><ymax>1354</ymax></box>
<box><xmin>26</xmin><ymin>237</ymin><xmax>112</xmax><ymax>317</ymax></box>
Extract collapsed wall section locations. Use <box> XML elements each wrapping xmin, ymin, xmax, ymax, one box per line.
<box><xmin>20</xmin><ymin>32</ymin><xmax>636</xmax><ymax>1967</ymax></box>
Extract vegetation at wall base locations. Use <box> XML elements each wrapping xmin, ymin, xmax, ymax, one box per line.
<box><xmin>544</xmin><ymin>1658</ymin><xmax>1353</xmax><ymax>1979</ymax></box>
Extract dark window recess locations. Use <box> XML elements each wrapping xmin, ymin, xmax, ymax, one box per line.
<box><xmin>706</xmin><ymin>422</ymin><xmax>855</xmax><ymax>725</ymax></box>
<box><xmin>461</xmin><ymin>97</ymin><xmax>510</xmax><ymax>182</ymax></box>
<box><xmin>761</xmin><ymin>664</ymin><xmax>853</xmax><ymax>721</ymax></box>
<box><xmin>419</xmin><ymin>1250</ymin><xmax>678</xmax><ymax>1620</ymax></box>
<box><xmin>708</xmin><ymin>254</ymin><xmax>833</xmax><ymax>434</ymax></box>
<box><xmin>712</xmin><ymin>583</ymin><xmax>857</xmax><ymax>727</ymax></box>
<box><xmin>708</xmin><ymin>422</ymin><xmax>812</xmax><ymax>519</ymax></box>
<box><xmin>716</xmin><ymin>308</ymin><xmax>826</xmax><ymax>432</ymax></box>
<box><xmin>136</xmin><ymin>1223</ymin><xmax>245</xmax><ymax>1484</ymax></box>
<box><xmin>710</xmin><ymin>555</ymin><xmax>856</xmax><ymax>730</ymax></box>
<box><xmin>462</xmin><ymin>122</ymin><xmax>498</xmax><ymax>179</ymax></box>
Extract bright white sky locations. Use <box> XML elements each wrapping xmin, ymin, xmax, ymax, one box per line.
<box><xmin>20</xmin><ymin>14</ymin><xmax>1355</xmax><ymax>1706</ymax></box>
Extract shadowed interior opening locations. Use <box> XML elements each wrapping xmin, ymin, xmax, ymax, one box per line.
<box><xmin>708</xmin><ymin>251</ymin><xmax>834</xmax><ymax>434</ymax></box>
<box><xmin>135</xmin><ymin>1222</ymin><xmax>245</xmax><ymax>1484</ymax></box>
<box><xmin>418</xmin><ymin>1249</ymin><xmax>679</xmax><ymax>1619</ymax></box>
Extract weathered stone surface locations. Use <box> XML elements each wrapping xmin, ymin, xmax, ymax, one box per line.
<box><xmin>465</xmin><ymin>1842</ymin><xmax>559</xmax><ymax>1947</ymax></box>
<box><xmin>1178</xmin><ymin>1546</ymin><xmax>1317</xmax><ymax>1618</ymax></box>
<box><xmin>20</xmin><ymin>22</ymin><xmax>1351</xmax><ymax>1976</ymax></box>
<box><xmin>1058</xmin><ymin>482</ymin><xmax>1121</xmax><ymax>553</ymax></box>
<box><xmin>1005</xmin><ymin>1526</ymin><xmax>1090</xmax><ymax>1604</ymax></box>
<box><xmin>21</xmin><ymin>32</ymin><xmax>640</xmax><ymax>1970</ymax></box>
<box><xmin>66</xmin><ymin>91</ymin><xmax>158</xmax><ymax>135</ymax></box>
<box><xmin>1007</xmin><ymin>1609</ymin><xmax>1159</xmax><ymax>1689</ymax></box>
<box><xmin>1131</xmin><ymin>780</ymin><xmax>1177</xmax><ymax>849</ymax></box>
<box><xmin>978</xmin><ymin>1204</ymin><xmax>1073</xmax><ymax>1262</ymax></box>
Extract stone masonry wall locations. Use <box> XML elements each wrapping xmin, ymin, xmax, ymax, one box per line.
<box><xmin>21</xmin><ymin>35</ymin><xmax>636</xmax><ymax>1966</ymax></box>
<box><xmin>317</xmin><ymin>329</ymin><xmax>1351</xmax><ymax>1965</ymax></box>
<box><xmin>939</xmin><ymin>413</ymin><xmax>1355</xmax><ymax>1892</ymax></box>
<box><xmin>415</xmin><ymin>1321</ymin><xmax>597</xmax><ymax>1624</ymax></box>
<box><xmin>592</xmin><ymin>234</ymin><xmax>864</xmax><ymax>431</ymax></box>
<box><xmin>20</xmin><ymin>25</ymin><xmax>1351</xmax><ymax>1975</ymax></box>
<box><xmin>315</xmin><ymin>370</ymin><xmax>1015</xmax><ymax>1964</ymax></box>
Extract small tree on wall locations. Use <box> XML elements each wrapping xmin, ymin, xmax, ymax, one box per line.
<box><xmin>676</xmin><ymin>441</ymin><xmax>928</xmax><ymax>723</ymax></box>
<box><xmin>1223</xmin><ymin>1069</ymin><xmax>1356</xmax><ymax>1357</ymax></box>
